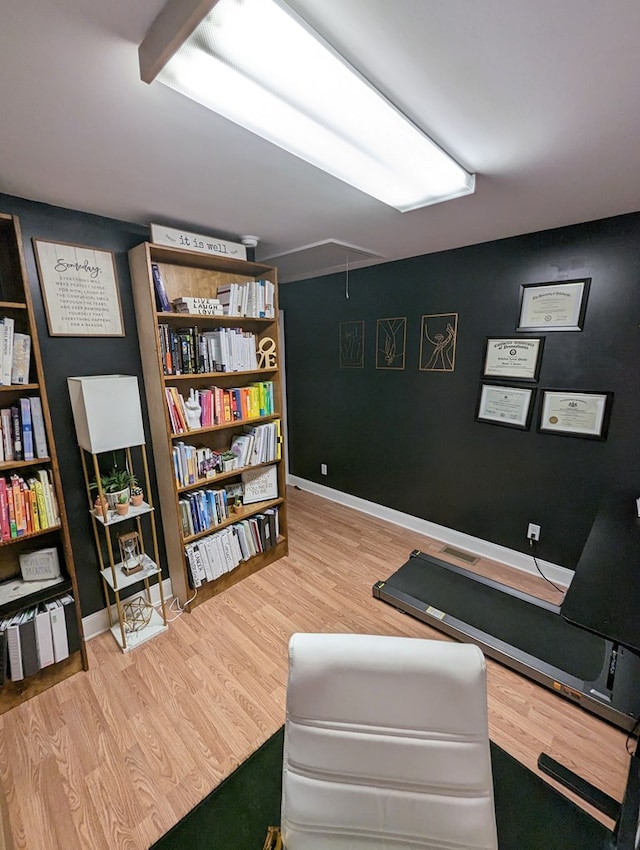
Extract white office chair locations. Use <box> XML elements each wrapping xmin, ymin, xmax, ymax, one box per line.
<box><xmin>281</xmin><ymin>633</ymin><xmax>498</xmax><ymax>849</ymax></box>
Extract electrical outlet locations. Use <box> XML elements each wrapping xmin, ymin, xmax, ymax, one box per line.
<box><xmin>320</xmin><ymin>463</ymin><xmax>328</xmax><ymax>476</ymax></box>
<box><xmin>527</xmin><ymin>523</ymin><xmax>541</xmax><ymax>542</ymax></box>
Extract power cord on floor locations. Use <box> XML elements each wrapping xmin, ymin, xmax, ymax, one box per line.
<box><xmin>529</xmin><ymin>539</ymin><xmax>564</xmax><ymax>594</ymax></box>
<box><xmin>163</xmin><ymin>586</ymin><xmax>198</xmax><ymax>621</ymax></box>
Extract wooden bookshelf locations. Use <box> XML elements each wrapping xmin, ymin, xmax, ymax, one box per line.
<box><xmin>0</xmin><ymin>212</ymin><xmax>87</xmax><ymax>710</ymax></box>
<box><xmin>128</xmin><ymin>242</ymin><xmax>288</xmax><ymax>611</ymax></box>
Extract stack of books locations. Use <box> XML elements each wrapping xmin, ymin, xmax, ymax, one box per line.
<box><xmin>172</xmin><ymin>297</ymin><xmax>223</xmax><ymax>315</ymax></box>
<box><xmin>0</xmin><ymin>317</ymin><xmax>31</xmax><ymax>385</ymax></box>
<box><xmin>216</xmin><ymin>279</ymin><xmax>275</xmax><ymax>318</ymax></box>
<box><xmin>184</xmin><ymin>507</ymin><xmax>279</xmax><ymax>587</ymax></box>
<box><xmin>0</xmin><ymin>396</ymin><xmax>48</xmax><ymax>462</ymax></box>
<box><xmin>0</xmin><ymin>593</ymin><xmax>80</xmax><ymax>682</ymax></box>
<box><xmin>0</xmin><ymin>468</ymin><xmax>59</xmax><ymax>539</ymax></box>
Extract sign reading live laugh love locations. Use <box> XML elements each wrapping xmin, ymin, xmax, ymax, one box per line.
<box><xmin>33</xmin><ymin>239</ymin><xmax>124</xmax><ymax>337</ymax></box>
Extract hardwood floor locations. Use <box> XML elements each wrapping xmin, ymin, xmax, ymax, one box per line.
<box><xmin>0</xmin><ymin>486</ymin><xmax>630</xmax><ymax>849</ymax></box>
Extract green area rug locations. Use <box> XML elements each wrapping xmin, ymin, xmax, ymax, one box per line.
<box><xmin>152</xmin><ymin>727</ymin><xmax>611</xmax><ymax>849</ymax></box>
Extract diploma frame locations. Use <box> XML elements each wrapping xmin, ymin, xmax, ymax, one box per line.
<box><xmin>482</xmin><ymin>336</ymin><xmax>544</xmax><ymax>382</ymax></box>
<box><xmin>475</xmin><ymin>383</ymin><xmax>536</xmax><ymax>430</ymax></box>
<box><xmin>537</xmin><ymin>389</ymin><xmax>613</xmax><ymax>440</ymax></box>
<box><xmin>517</xmin><ymin>278</ymin><xmax>591</xmax><ymax>332</ymax></box>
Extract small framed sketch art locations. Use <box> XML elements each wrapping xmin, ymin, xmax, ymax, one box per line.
<box><xmin>475</xmin><ymin>383</ymin><xmax>535</xmax><ymax>430</ymax></box>
<box><xmin>483</xmin><ymin>337</ymin><xmax>544</xmax><ymax>382</ymax></box>
<box><xmin>517</xmin><ymin>278</ymin><xmax>591</xmax><ymax>332</ymax></box>
<box><xmin>538</xmin><ymin>389</ymin><xmax>613</xmax><ymax>440</ymax></box>
<box><xmin>376</xmin><ymin>317</ymin><xmax>406</xmax><ymax>370</ymax></box>
<box><xmin>419</xmin><ymin>312</ymin><xmax>458</xmax><ymax>372</ymax></box>
<box><xmin>340</xmin><ymin>321</ymin><xmax>364</xmax><ymax>368</ymax></box>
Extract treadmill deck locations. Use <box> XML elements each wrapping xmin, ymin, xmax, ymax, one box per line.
<box><xmin>373</xmin><ymin>550</ymin><xmax>640</xmax><ymax>731</ymax></box>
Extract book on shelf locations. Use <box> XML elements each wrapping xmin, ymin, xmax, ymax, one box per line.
<box><xmin>11</xmin><ymin>404</ymin><xmax>22</xmax><ymax>460</ymax></box>
<box><xmin>172</xmin><ymin>296</ymin><xmax>223</xmax><ymax>315</ymax></box>
<box><xmin>184</xmin><ymin>526</ymin><xmax>243</xmax><ymax>588</ymax></box>
<box><xmin>6</xmin><ymin>612</ymin><xmax>23</xmax><ymax>680</ymax></box>
<box><xmin>18</xmin><ymin>607</ymin><xmax>39</xmax><ymax>678</ymax></box>
<box><xmin>0</xmin><ymin>628</ymin><xmax>6</xmax><ymax>685</ymax></box>
<box><xmin>0</xmin><ymin>594</ymin><xmax>80</xmax><ymax>679</ymax></box>
<box><xmin>0</xmin><ymin>469</ymin><xmax>57</xmax><ymax>539</ymax></box>
<box><xmin>151</xmin><ymin>263</ymin><xmax>172</xmax><ymax>312</ymax></box>
<box><xmin>255</xmin><ymin>514</ymin><xmax>275</xmax><ymax>552</ymax></box>
<box><xmin>11</xmin><ymin>474</ymin><xmax>26</xmax><ymax>536</ymax></box>
<box><xmin>0</xmin><ymin>317</ymin><xmax>14</xmax><ymax>386</ymax></box>
<box><xmin>165</xmin><ymin>386</ymin><xmax>189</xmax><ymax>433</ymax></box>
<box><xmin>265</xmin><ymin>506</ymin><xmax>279</xmax><ymax>540</ymax></box>
<box><xmin>0</xmin><ymin>407</ymin><xmax>12</xmax><ymax>460</ymax></box>
<box><xmin>0</xmin><ymin>398</ymin><xmax>48</xmax><ymax>463</ymax></box>
<box><xmin>34</xmin><ymin>604</ymin><xmax>55</xmax><ymax>668</ymax></box>
<box><xmin>19</xmin><ymin>397</ymin><xmax>34</xmax><ymax>460</ymax></box>
<box><xmin>10</xmin><ymin>332</ymin><xmax>31</xmax><ymax>384</ymax></box>
<box><xmin>45</xmin><ymin>598</ymin><xmax>69</xmax><ymax>662</ymax></box>
<box><xmin>28</xmin><ymin>396</ymin><xmax>49</xmax><ymax>458</ymax></box>
<box><xmin>0</xmin><ymin>479</ymin><xmax>9</xmax><ymax>540</ymax></box>
<box><xmin>157</xmin><ymin>325</ymin><xmax>259</xmax><ymax>376</ymax></box>
<box><xmin>215</xmin><ymin>280</ymin><xmax>275</xmax><ymax>319</ymax></box>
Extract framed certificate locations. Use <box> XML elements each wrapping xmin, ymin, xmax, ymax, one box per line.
<box><xmin>538</xmin><ymin>389</ymin><xmax>613</xmax><ymax>439</ymax></box>
<box><xmin>517</xmin><ymin>278</ymin><xmax>590</xmax><ymax>332</ymax></box>
<box><xmin>482</xmin><ymin>337</ymin><xmax>544</xmax><ymax>382</ymax></box>
<box><xmin>475</xmin><ymin>384</ymin><xmax>535</xmax><ymax>430</ymax></box>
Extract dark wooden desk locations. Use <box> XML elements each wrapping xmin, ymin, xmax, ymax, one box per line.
<box><xmin>556</xmin><ymin>493</ymin><xmax>640</xmax><ymax>849</ymax></box>
<box><xmin>562</xmin><ymin>493</ymin><xmax>640</xmax><ymax>654</ymax></box>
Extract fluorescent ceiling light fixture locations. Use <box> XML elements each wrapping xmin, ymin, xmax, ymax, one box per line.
<box><xmin>140</xmin><ymin>0</ymin><xmax>475</xmax><ymax>212</ymax></box>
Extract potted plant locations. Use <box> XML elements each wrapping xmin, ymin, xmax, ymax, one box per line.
<box><xmin>115</xmin><ymin>492</ymin><xmax>130</xmax><ymax>516</ymax></box>
<box><xmin>93</xmin><ymin>492</ymin><xmax>109</xmax><ymax>519</ymax></box>
<box><xmin>130</xmin><ymin>486</ymin><xmax>144</xmax><ymax>507</ymax></box>
<box><xmin>90</xmin><ymin>468</ymin><xmax>138</xmax><ymax>510</ymax></box>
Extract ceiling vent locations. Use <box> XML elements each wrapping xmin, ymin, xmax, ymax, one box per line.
<box><xmin>262</xmin><ymin>239</ymin><xmax>384</xmax><ymax>283</ymax></box>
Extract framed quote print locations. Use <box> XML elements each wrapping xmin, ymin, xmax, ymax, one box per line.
<box><xmin>33</xmin><ymin>239</ymin><xmax>125</xmax><ymax>336</ymax></box>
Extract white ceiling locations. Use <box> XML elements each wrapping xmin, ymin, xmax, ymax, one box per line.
<box><xmin>2</xmin><ymin>0</ymin><xmax>640</xmax><ymax>281</ymax></box>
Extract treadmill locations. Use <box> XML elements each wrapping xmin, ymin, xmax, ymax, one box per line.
<box><xmin>373</xmin><ymin>547</ymin><xmax>640</xmax><ymax>731</ymax></box>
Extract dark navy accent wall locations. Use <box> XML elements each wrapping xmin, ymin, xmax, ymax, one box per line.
<box><xmin>0</xmin><ymin>192</ymin><xmax>163</xmax><ymax>616</ymax></box>
<box><xmin>280</xmin><ymin>212</ymin><xmax>640</xmax><ymax>569</ymax></box>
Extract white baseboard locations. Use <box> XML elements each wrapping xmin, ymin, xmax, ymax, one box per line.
<box><xmin>288</xmin><ymin>476</ymin><xmax>573</xmax><ymax>588</ymax></box>
<box><xmin>82</xmin><ymin>578</ymin><xmax>173</xmax><ymax>641</ymax></box>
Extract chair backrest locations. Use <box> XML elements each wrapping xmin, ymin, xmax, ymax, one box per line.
<box><xmin>281</xmin><ymin>633</ymin><xmax>498</xmax><ymax>850</ymax></box>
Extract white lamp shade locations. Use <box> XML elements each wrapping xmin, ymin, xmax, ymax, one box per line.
<box><xmin>68</xmin><ymin>375</ymin><xmax>146</xmax><ymax>453</ymax></box>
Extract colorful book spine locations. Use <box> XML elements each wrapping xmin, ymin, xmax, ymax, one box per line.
<box><xmin>0</xmin><ymin>479</ymin><xmax>10</xmax><ymax>541</ymax></box>
<box><xmin>6</xmin><ymin>480</ymin><xmax>17</xmax><ymax>539</ymax></box>
<box><xmin>151</xmin><ymin>263</ymin><xmax>171</xmax><ymax>312</ymax></box>
<box><xmin>11</xmin><ymin>405</ymin><xmax>22</xmax><ymax>461</ymax></box>
<box><xmin>33</xmin><ymin>479</ymin><xmax>49</xmax><ymax>530</ymax></box>
<box><xmin>19</xmin><ymin>398</ymin><xmax>34</xmax><ymax>461</ymax></box>
<box><xmin>11</xmin><ymin>475</ymin><xmax>25</xmax><ymax>536</ymax></box>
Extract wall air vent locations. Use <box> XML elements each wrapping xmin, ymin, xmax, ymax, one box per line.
<box><xmin>440</xmin><ymin>546</ymin><xmax>480</xmax><ymax>565</ymax></box>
